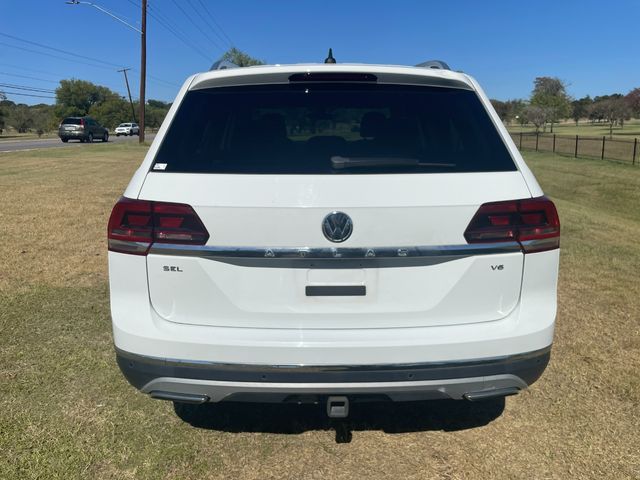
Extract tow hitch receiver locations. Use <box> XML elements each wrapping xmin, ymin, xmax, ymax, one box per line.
<box><xmin>327</xmin><ymin>396</ymin><xmax>349</xmax><ymax>418</ymax></box>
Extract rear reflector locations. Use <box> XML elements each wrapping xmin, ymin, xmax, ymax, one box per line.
<box><xmin>464</xmin><ymin>196</ymin><xmax>560</xmax><ymax>253</ymax></box>
<box><xmin>108</xmin><ymin>197</ymin><xmax>209</xmax><ymax>255</ymax></box>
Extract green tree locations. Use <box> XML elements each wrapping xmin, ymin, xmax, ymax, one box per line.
<box><xmin>88</xmin><ymin>95</ymin><xmax>131</xmax><ymax>129</ymax></box>
<box><xmin>530</xmin><ymin>77</ymin><xmax>572</xmax><ymax>132</ymax></box>
<box><xmin>147</xmin><ymin>99</ymin><xmax>171</xmax><ymax>109</ymax></box>
<box><xmin>0</xmin><ymin>92</ymin><xmax>5</xmax><ymax>134</ymax></box>
<box><xmin>523</xmin><ymin>105</ymin><xmax>548</xmax><ymax>133</ymax></box>
<box><xmin>506</xmin><ymin>99</ymin><xmax>526</xmax><ymax>124</ymax></box>
<box><xmin>9</xmin><ymin>104</ymin><xmax>34</xmax><ymax>133</ymax></box>
<box><xmin>30</xmin><ymin>104</ymin><xmax>56</xmax><ymax>136</ymax></box>
<box><xmin>490</xmin><ymin>99</ymin><xmax>526</xmax><ymax>124</ymax></box>
<box><xmin>490</xmin><ymin>99</ymin><xmax>509</xmax><ymax>122</ymax></box>
<box><xmin>570</xmin><ymin>96</ymin><xmax>592</xmax><ymax>125</ymax></box>
<box><xmin>625</xmin><ymin>87</ymin><xmax>640</xmax><ymax>117</ymax></box>
<box><xmin>145</xmin><ymin>99</ymin><xmax>171</xmax><ymax>130</ymax></box>
<box><xmin>54</xmin><ymin>79</ymin><xmax>115</xmax><ymax>119</ymax></box>
<box><xmin>590</xmin><ymin>97</ymin><xmax>631</xmax><ymax>138</ymax></box>
<box><xmin>1</xmin><ymin>99</ymin><xmax>16</xmax><ymax>134</ymax></box>
<box><xmin>220</xmin><ymin>47</ymin><xmax>265</xmax><ymax>67</ymax></box>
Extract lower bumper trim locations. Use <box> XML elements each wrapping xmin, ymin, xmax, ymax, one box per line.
<box><xmin>142</xmin><ymin>374</ymin><xmax>527</xmax><ymax>403</ymax></box>
<box><xmin>116</xmin><ymin>346</ymin><xmax>551</xmax><ymax>403</ymax></box>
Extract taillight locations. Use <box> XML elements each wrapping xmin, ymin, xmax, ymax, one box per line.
<box><xmin>464</xmin><ymin>196</ymin><xmax>560</xmax><ymax>253</ymax></box>
<box><xmin>107</xmin><ymin>197</ymin><xmax>209</xmax><ymax>255</ymax></box>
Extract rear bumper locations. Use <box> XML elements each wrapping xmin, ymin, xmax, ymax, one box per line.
<box><xmin>58</xmin><ymin>132</ymin><xmax>84</xmax><ymax>139</ymax></box>
<box><xmin>116</xmin><ymin>346</ymin><xmax>550</xmax><ymax>403</ymax></box>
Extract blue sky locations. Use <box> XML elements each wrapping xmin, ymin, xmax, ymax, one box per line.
<box><xmin>1</xmin><ymin>0</ymin><xmax>639</xmax><ymax>105</ymax></box>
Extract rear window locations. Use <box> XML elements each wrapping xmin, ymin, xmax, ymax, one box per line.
<box><xmin>62</xmin><ymin>118</ymin><xmax>82</xmax><ymax>125</ymax></box>
<box><xmin>153</xmin><ymin>84</ymin><xmax>516</xmax><ymax>174</ymax></box>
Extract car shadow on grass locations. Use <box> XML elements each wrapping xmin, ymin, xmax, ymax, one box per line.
<box><xmin>173</xmin><ymin>398</ymin><xmax>505</xmax><ymax>443</ymax></box>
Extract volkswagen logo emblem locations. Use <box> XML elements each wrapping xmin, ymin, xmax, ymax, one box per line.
<box><xmin>322</xmin><ymin>211</ymin><xmax>353</xmax><ymax>243</ymax></box>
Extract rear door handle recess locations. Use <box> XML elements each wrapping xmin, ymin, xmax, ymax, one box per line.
<box><xmin>305</xmin><ymin>285</ymin><xmax>366</xmax><ymax>296</ymax></box>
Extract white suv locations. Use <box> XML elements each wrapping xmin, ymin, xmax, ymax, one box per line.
<box><xmin>115</xmin><ymin>123</ymin><xmax>140</xmax><ymax>136</ymax></box>
<box><xmin>108</xmin><ymin>61</ymin><xmax>559</xmax><ymax>417</ymax></box>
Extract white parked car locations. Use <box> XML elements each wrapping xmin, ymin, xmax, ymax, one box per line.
<box><xmin>114</xmin><ymin>122</ymin><xmax>139</xmax><ymax>136</ymax></box>
<box><xmin>108</xmin><ymin>59</ymin><xmax>559</xmax><ymax>418</ymax></box>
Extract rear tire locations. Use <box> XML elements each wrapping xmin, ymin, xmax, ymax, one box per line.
<box><xmin>102</xmin><ymin>132</ymin><xmax>109</xmax><ymax>142</ymax></box>
<box><xmin>61</xmin><ymin>138</ymin><xmax>68</xmax><ymax>143</ymax></box>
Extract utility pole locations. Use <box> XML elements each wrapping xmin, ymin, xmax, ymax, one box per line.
<box><xmin>65</xmin><ymin>1</ymin><xmax>146</xmax><ymax>140</ymax></box>
<box><xmin>139</xmin><ymin>0</ymin><xmax>146</xmax><ymax>143</ymax></box>
<box><xmin>117</xmin><ymin>68</ymin><xmax>136</xmax><ymax>123</ymax></box>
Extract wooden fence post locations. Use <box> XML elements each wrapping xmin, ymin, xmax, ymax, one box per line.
<box><xmin>553</xmin><ymin>134</ymin><xmax>556</xmax><ymax>153</ymax></box>
<box><xmin>633</xmin><ymin>138</ymin><xmax>637</xmax><ymax>165</ymax></box>
<box><xmin>601</xmin><ymin>136</ymin><xmax>606</xmax><ymax>160</ymax></box>
<box><xmin>574</xmin><ymin>135</ymin><xmax>579</xmax><ymax>158</ymax></box>
<box><xmin>519</xmin><ymin>132</ymin><xmax>523</xmax><ymax>149</ymax></box>
<box><xmin>535</xmin><ymin>132</ymin><xmax>539</xmax><ymax>152</ymax></box>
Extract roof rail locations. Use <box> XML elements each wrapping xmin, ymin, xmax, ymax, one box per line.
<box><xmin>210</xmin><ymin>59</ymin><xmax>239</xmax><ymax>71</ymax></box>
<box><xmin>415</xmin><ymin>60</ymin><xmax>450</xmax><ymax>70</ymax></box>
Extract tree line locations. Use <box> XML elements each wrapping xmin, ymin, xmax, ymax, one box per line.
<box><xmin>491</xmin><ymin>77</ymin><xmax>640</xmax><ymax>137</ymax></box>
<box><xmin>0</xmin><ymin>80</ymin><xmax>171</xmax><ymax>136</ymax></box>
<box><xmin>5</xmin><ymin>50</ymin><xmax>637</xmax><ymax>140</ymax></box>
<box><xmin>0</xmin><ymin>48</ymin><xmax>264</xmax><ymax>137</ymax></box>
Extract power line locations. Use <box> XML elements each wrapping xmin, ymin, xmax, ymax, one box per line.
<box><xmin>147</xmin><ymin>4</ymin><xmax>214</xmax><ymax>61</ymax></box>
<box><xmin>170</xmin><ymin>0</ymin><xmax>224</xmax><ymax>53</ymax></box>
<box><xmin>146</xmin><ymin>73</ymin><xmax>180</xmax><ymax>88</ymax></box>
<box><xmin>0</xmin><ymin>71</ymin><xmax>60</xmax><ymax>84</ymax></box>
<box><xmin>150</xmin><ymin>11</ymin><xmax>211</xmax><ymax>61</ymax></box>
<box><xmin>0</xmin><ymin>82</ymin><xmax>56</xmax><ymax>93</ymax></box>
<box><xmin>0</xmin><ymin>63</ymin><xmax>64</xmax><ymax>78</ymax></box>
<box><xmin>127</xmin><ymin>0</ymin><xmax>212</xmax><ymax>62</ymax></box>
<box><xmin>194</xmin><ymin>0</ymin><xmax>234</xmax><ymax>47</ymax></box>
<box><xmin>0</xmin><ymin>41</ymin><xmax>118</xmax><ymax>71</ymax></box>
<box><xmin>0</xmin><ymin>32</ymin><xmax>123</xmax><ymax>68</ymax></box>
<box><xmin>0</xmin><ymin>63</ymin><xmax>177</xmax><ymax>93</ymax></box>
<box><xmin>0</xmin><ymin>34</ymin><xmax>179</xmax><ymax>89</ymax></box>
<box><xmin>187</xmin><ymin>0</ymin><xmax>231</xmax><ymax>49</ymax></box>
<box><xmin>1</xmin><ymin>90</ymin><xmax>56</xmax><ymax>99</ymax></box>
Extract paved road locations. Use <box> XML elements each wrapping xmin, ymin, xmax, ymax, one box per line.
<box><xmin>0</xmin><ymin>133</ymin><xmax>155</xmax><ymax>153</ymax></box>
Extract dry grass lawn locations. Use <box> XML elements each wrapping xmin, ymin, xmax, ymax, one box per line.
<box><xmin>0</xmin><ymin>144</ymin><xmax>638</xmax><ymax>479</ymax></box>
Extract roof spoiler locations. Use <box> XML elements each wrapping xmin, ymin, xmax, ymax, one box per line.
<box><xmin>415</xmin><ymin>60</ymin><xmax>450</xmax><ymax>70</ymax></box>
<box><xmin>210</xmin><ymin>59</ymin><xmax>239</xmax><ymax>71</ymax></box>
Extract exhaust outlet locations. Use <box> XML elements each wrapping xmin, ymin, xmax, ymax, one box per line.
<box><xmin>150</xmin><ymin>390</ymin><xmax>210</xmax><ymax>404</ymax></box>
<box><xmin>463</xmin><ymin>387</ymin><xmax>520</xmax><ymax>402</ymax></box>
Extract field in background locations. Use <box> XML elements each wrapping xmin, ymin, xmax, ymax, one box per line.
<box><xmin>508</xmin><ymin>118</ymin><xmax>640</xmax><ymax>139</ymax></box>
<box><xmin>0</xmin><ymin>144</ymin><xmax>638</xmax><ymax>479</ymax></box>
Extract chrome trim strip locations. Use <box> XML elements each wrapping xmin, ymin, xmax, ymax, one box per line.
<box><xmin>148</xmin><ymin>241</ymin><xmax>522</xmax><ymax>268</ymax></box>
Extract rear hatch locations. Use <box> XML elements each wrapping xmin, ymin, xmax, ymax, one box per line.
<box><xmin>59</xmin><ymin>117</ymin><xmax>83</xmax><ymax>134</ymax></box>
<box><xmin>139</xmin><ymin>79</ymin><xmax>531</xmax><ymax>329</ymax></box>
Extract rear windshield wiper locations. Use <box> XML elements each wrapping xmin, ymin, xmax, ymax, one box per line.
<box><xmin>330</xmin><ymin>156</ymin><xmax>456</xmax><ymax>169</ymax></box>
